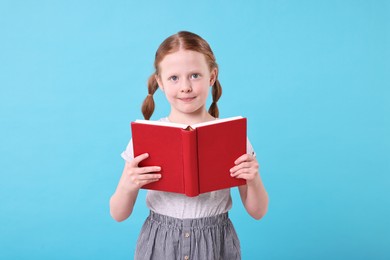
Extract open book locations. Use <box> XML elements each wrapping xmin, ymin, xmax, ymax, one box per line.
<box><xmin>131</xmin><ymin>116</ymin><xmax>247</xmax><ymax>197</ymax></box>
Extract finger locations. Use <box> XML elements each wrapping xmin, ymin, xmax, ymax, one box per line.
<box><xmin>231</xmin><ymin>164</ymin><xmax>258</xmax><ymax>177</ymax></box>
<box><xmin>130</xmin><ymin>174</ymin><xmax>161</xmax><ymax>188</ymax></box>
<box><xmin>230</xmin><ymin>167</ymin><xmax>250</xmax><ymax>177</ymax></box>
<box><xmin>130</xmin><ymin>153</ymin><xmax>150</xmax><ymax>167</ymax></box>
<box><xmin>135</xmin><ymin>166</ymin><xmax>162</xmax><ymax>174</ymax></box>
<box><xmin>230</xmin><ymin>162</ymin><xmax>251</xmax><ymax>174</ymax></box>
<box><xmin>234</xmin><ymin>154</ymin><xmax>253</xmax><ymax>165</ymax></box>
<box><xmin>234</xmin><ymin>173</ymin><xmax>251</xmax><ymax>180</ymax></box>
<box><xmin>137</xmin><ymin>173</ymin><xmax>162</xmax><ymax>180</ymax></box>
<box><xmin>139</xmin><ymin>178</ymin><xmax>161</xmax><ymax>187</ymax></box>
<box><xmin>232</xmin><ymin>171</ymin><xmax>256</xmax><ymax>180</ymax></box>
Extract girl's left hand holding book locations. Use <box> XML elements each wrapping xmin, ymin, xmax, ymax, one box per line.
<box><xmin>229</xmin><ymin>153</ymin><xmax>260</xmax><ymax>183</ymax></box>
<box><xmin>230</xmin><ymin>154</ymin><xmax>268</xmax><ymax>220</ymax></box>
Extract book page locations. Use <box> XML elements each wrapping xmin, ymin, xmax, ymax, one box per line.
<box><xmin>133</xmin><ymin>116</ymin><xmax>243</xmax><ymax>129</ymax></box>
<box><xmin>133</xmin><ymin>119</ymin><xmax>188</xmax><ymax>129</ymax></box>
<box><xmin>191</xmin><ymin>116</ymin><xmax>244</xmax><ymax>128</ymax></box>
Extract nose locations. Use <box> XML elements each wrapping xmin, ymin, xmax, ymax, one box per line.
<box><xmin>180</xmin><ymin>79</ymin><xmax>192</xmax><ymax>93</ymax></box>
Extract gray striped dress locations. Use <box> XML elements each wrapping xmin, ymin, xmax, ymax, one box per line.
<box><xmin>134</xmin><ymin>211</ymin><xmax>241</xmax><ymax>260</ymax></box>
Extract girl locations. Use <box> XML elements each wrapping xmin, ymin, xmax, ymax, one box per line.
<box><xmin>110</xmin><ymin>31</ymin><xmax>268</xmax><ymax>260</ymax></box>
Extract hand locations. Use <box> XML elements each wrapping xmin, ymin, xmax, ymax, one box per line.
<box><xmin>119</xmin><ymin>153</ymin><xmax>162</xmax><ymax>192</ymax></box>
<box><xmin>230</xmin><ymin>154</ymin><xmax>260</xmax><ymax>183</ymax></box>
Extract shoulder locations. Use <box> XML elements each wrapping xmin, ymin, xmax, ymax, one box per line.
<box><xmin>158</xmin><ymin>117</ymin><xmax>169</xmax><ymax>122</ymax></box>
<box><xmin>247</xmin><ymin>138</ymin><xmax>256</xmax><ymax>157</ymax></box>
<box><xmin>121</xmin><ymin>117</ymin><xmax>169</xmax><ymax>161</ymax></box>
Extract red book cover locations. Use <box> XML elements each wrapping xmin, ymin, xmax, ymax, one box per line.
<box><xmin>131</xmin><ymin>116</ymin><xmax>247</xmax><ymax>197</ymax></box>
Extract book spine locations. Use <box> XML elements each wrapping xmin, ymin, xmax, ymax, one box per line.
<box><xmin>181</xmin><ymin>129</ymin><xmax>199</xmax><ymax>197</ymax></box>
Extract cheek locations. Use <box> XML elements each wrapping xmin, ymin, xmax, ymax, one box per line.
<box><xmin>163</xmin><ymin>88</ymin><xmax>177</xmax><ymax>99</ymax></box>
<box><xmin>198</xmin><ymin>81</ymin><xmax>212</xmax><ymax>94</ymax></box>
<box><xmin>163</xmin><ymin>85</ymin><xmax>174</xmax><ymax>94</ymax></box>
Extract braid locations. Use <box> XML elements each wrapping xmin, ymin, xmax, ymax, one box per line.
<box><xmin>141</xmin><ymin>74</ymin><xmax>159</xmax><ymax>120</ymax></box>
<box><xmin>208</xmin><ymin>79</ymin><xmax>222</xmax><ymax>118</ymax></box>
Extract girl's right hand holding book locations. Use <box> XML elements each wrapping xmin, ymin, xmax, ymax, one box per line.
<box><xmin>121</xmin><ymin>153</ymin><xmax>162</xmax><ymax>191</ymax></box>
<box><xmin>110</xmin><ymin>153</ymin><xmax>161</xmax><ymax>222</ymax></box>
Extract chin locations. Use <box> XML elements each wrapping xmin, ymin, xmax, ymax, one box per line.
<box><xmin>174</xmin><ymin>106</ymin><xmax>200</xmax><ymax>114</ymax></box>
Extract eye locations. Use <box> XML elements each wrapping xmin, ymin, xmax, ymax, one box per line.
<box><xmin>191</xmin><ymin>73</ymin><xmax>200</xmax><ymax>79</ymax></box>
<box><xmin>169</xmin><ymin>75</ymin><xmax>178</xmax><ymax>81</ymax></box>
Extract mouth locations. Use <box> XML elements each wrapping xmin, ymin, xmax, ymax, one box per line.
<box><xmin>178</xmin><ymin>97</ymin><xmax>196</xmax><ymax>102</ymax></box>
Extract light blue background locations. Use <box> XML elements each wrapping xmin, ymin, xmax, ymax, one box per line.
<box><xmin>1</xmin><ymin>0</ymin><xmax>389</xmax><ymax>259</ymax></box>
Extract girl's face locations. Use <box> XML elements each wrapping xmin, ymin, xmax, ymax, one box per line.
<box><xmin>156</xmin><ymin>49</ymin><xmax>217</xmax><ymax>119</ymax></box>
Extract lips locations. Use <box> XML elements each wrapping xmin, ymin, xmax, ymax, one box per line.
<box><xmin>178</xmin><ymin>97</ymin><xmax>196</xmax><ymax>102</ymax></box>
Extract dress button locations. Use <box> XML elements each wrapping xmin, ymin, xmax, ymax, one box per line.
<box><xmin>185</xmin><ymin>232</ymin><xmax>190</xmax><ymax>238</ymax></box>
<box><xmin>184</xmin><ymin>256</ymin><xmax>189</xmax><ymax>260</ymax></box>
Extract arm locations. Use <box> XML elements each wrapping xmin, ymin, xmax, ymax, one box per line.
<box><xmin>230</xmin><ymin>154</ymin><xmax>269</xmax><ymax>220</ymax></box>
<box><xmin>109</xmin><ymin>153</ymin><xmax>161</xmax><ymax>222</ymax></box>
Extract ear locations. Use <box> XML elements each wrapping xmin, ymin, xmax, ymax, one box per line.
<box><xmin>209</xmin><ymin>68</ymin><xmax>218</xmax><ymax>86</ymax></box>
<box><xmin>155</xmin><ymin>74</ymin><xmax>164</xmax><ymax>91</ymax></box>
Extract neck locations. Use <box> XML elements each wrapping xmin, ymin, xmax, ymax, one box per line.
<box><xmin>168</xmin><ymin>110</ymin><xmax>215</xmax><ymax>125</ymax></box>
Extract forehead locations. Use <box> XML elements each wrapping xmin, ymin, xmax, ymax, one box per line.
<box><xmin>158</xmin><ymin>50</ymin><xmax>208</xmax><ymax>74</ymax></box>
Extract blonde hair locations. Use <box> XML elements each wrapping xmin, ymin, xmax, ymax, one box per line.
<box><xmin>141</xmin><ymin>31</ymin><xmax>222</xmax><ymax>120</ymax></box>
